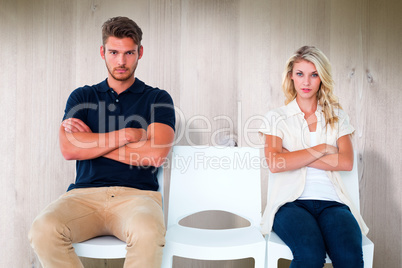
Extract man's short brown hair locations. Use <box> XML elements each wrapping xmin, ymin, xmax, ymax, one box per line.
<box><xmin>102</xmin><ymin>17</ymin><xmax>143</xmax><ymax>48</ymax></box>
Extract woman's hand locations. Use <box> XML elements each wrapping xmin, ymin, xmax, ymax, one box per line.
<box><xmin>265</xmin><ymin>134</ymin><xmax>352</xmax><ymax>173</ymax></box>
<box><xmin>307</xmin><ymin>135</ymin><xmax>354</xmax><ymax>171</ymax></box>
<box><xmin>280</xmin><ymin>144</ymin><xmax>338</xmax><ymax>156</ymax></box>
<box><xmin>317</xmin><ymin>143</ymin><xmax>338</xmax><ymax>156</ymax></box>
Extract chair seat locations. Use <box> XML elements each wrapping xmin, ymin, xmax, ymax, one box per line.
<box><xmin>73</xmin><ymin>236</ymin><xmax>126</xmax><ymax>259</ymax></box>
<box><xmin>267</xmin><ymin>231</ymin><xmax>331</xmax><ymax>262</ymax></box>
<box><xmin>267</xmin><ymin>231</ymin><xmax>374</xmax><ymax>265</ymax></box>
<box><xmin>164</xmin><ymin>224</ymin><xmax>265</xmax><ymax>260</ymax></box>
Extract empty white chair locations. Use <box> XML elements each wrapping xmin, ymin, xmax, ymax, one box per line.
<box><xmin>72</xmin><ymin>167</ymin><xmax>164</xmax><ymax>259</ymax></box>
<box><xmin>162</xmin><ymin>145</ymin><xmax>266</xmax><ymax>268</ymax></box>
<box><xmin>265</xmin><ymin>152</ymin><xmax>374</xmax><ymax>267</ymax></box>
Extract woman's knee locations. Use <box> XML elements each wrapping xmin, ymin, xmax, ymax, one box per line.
<box><xmin>329</xmin><ymin>244</ymin><xmax>363</xmax><ymax>268</ymax></box>
<box><xmin>292</xmin><ymin>244</ymin><xmax>326</xmax><ymax>268</ymax></box>
<box><xmin>321</xmin><ymin>208</ymin><xmax>363</xmax><ymax>267</ymax></box>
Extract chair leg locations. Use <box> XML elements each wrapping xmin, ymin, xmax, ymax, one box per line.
<box><xmin>362</xmin><ymin>241</ymin><xmax>374</xmax><ymax>268</ymax></box>
<box><xmin>363</xmin><ymin>250</ymin><xmax>374</xmax><ymax>268</ymax></box>
<box><xmin>161</xmin><ymin>253</ymin><xmax>173</xmax><ymax>268</ymax></box>
<box><xmin>254</xmin><ymin>256</ymin><xmax>265</xmax><ymax>268</ymax></box>
<box><xmin>266</xmin><ymin>256</ymin><xmax>279</xmax><ymax>268</ymax></box>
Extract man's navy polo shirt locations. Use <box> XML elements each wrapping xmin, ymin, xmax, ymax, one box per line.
<box><xmin>63</xmin><ymin>78</ymin><xmax>175</xmax><ymax>192</ymax></box>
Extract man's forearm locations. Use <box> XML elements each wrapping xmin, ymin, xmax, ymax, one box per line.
<box><xmin>103</xmin><ymin>140</ymin><xmax>170</xmax><ymax>167</ymax></box>
<box><xmin>59</xmin><ymin>126</ymin><xmax>146</xmax><ymax>160</ymax></box>
<box><xmin>103</xmin><ymin>123</ymin><xmax>174</xmax><ymax>167</ymax></box>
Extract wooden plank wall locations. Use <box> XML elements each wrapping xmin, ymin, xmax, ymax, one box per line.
<box><xmin>0</xmin><ymin>0</ymin><xmax>401</xmax><ymax>267</ymax></box>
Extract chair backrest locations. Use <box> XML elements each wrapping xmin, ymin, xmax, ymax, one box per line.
<box><xmin>157</xmin><ymin>166</ymin><xmax>164</xmax><ymax>207</ymax></box>
<box><xmin>167</xmin><ymin>146</ymin><xmax>262</xmax><ymax>228</ymax></box>
<box><xmin>338</xmin><ymin>151</ymin><xmax>360</xmax><ymax>212</ymax></box>
<box><xmin>157</xmin><ymin>166</ymin><xmax>164</xmax><ymax>193</ymax></box>
<box><xmin>267</xmin><ymin>151</ymin><xmax>360</xmax><ymax>212</ymax></box>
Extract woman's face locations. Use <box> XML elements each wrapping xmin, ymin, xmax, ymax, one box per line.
<box><xmin>291</xmin><ymin>60</ymin><xmax>321</xmax><ymax>101</ymax></box>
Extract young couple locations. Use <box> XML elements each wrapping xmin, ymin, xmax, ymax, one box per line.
<box><xmin>29</xmin><ymin>16</ymin><xmax>367</xmax><ymax>268</ymax></box>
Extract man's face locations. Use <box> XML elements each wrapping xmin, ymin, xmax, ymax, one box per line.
<box><xmin>100</xmin><ymin>36</ymin><xmax>143</xmax><ymax>82</ymax></box>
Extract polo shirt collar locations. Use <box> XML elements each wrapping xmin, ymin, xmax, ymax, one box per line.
<box><xmin>286</xmin><ymin>98</ymin><xmax>323</xmax><ymax>116</ymax></box>
<box><xmin>96</xmin><ymin>78</ymin><xmax>145</xmax><ymax>93</ymax></box>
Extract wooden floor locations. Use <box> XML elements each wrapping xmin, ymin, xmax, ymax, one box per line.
<box><xmin>1</xmin><ymin>0</ymin><xmax>401</xmax><ymax>267</ymax></box>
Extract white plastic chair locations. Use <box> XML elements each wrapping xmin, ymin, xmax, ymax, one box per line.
<box><xmin>265</xmin><ymin>152</ymin><xmax>374</xmax><ymax>267</ymax></box>
<box><xmin>161</xmin><ymin>146</ymin><xmax>266</xmax><ymax>268</ymax></box>
<box><xmin>72</xmin><ymin>167</ymin><xmax>164</xmax><ymax>259</ymax></box>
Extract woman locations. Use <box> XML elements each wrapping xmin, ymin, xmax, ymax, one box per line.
<box><xmin>259</xmin><ymin>46</ymin><xmax>368</xmax><ymax>267</ymax></box>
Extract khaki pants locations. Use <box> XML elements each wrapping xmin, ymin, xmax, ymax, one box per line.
<box><xmin>29</xmin><ymin>187</ymin><xmax>165</xmax><ymax>268</ymax></box>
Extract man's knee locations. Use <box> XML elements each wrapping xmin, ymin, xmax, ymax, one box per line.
<box><xmin>125</xmin><ymin>212</ymin><xmax>165</xmax><ymax>244</ymax></box>
<box><xmin>29</xmin><ymin>213</ymin><xmax>66</xmax><ymax>249</ymax></box>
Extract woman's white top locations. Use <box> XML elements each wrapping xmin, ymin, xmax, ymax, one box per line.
<box><xmin>259</xmin><ymin>98</ymin><xmax>368</xmax><ymax>235</ymax></box>
<box><xmin>298</xmin><ymin>132</ymin><xmax>343</xmax><ymax>203</ymax></box>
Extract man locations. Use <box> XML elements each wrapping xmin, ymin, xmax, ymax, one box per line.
<box><xmin>29</xmin><ymin>17</ymin><xmax>175</xmax><ymax>268</ymax></box>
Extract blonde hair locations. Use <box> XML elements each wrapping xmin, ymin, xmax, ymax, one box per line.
<box><xmin>282</xmin><ymin>46</ymin><xmax>341</xmax><ymax>128</ymax></box>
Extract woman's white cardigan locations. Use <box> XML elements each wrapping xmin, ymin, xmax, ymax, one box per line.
<box><xmin>259</xmin><ymin>99</ymin><xmax>369</xmax><ymax>235</ymax></box>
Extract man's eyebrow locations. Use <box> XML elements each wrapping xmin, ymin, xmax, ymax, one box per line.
<box><xmin>107</xmin><ymin>49</ymin><xmax>136</xmax><ymax>53</ymax></box>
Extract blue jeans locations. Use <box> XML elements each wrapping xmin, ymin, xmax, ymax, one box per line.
<box><xmin>273</xmin><ymin>200</ymin><xmax>363</xmax><ymax>268</ymax></box>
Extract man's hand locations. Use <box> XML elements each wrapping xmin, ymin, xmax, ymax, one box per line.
<box><xmin>123</xmin><ymin>128</ymin><xmax>147</xmax><ymax>144</ymax></box>
<box><xmin>62</xmin><ymin>118</ymin><xmax>92</xmax><ymax>133</ymax></box>
<box><xmin>103</xmin><ymin>123</ymin><xmax>174</xmax><ymax>167</ymax></box>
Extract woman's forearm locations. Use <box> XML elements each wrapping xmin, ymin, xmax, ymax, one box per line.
<box><xmin>267</xmin><ymin>143</ymin><xmax>336</xmax><ymax>173</ymax></box>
